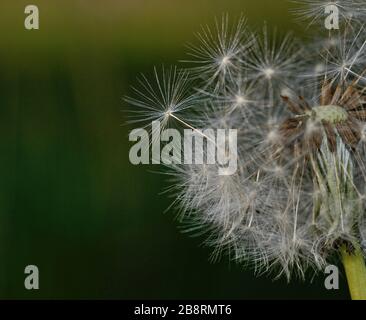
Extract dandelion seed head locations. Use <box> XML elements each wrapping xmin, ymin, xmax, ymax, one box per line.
<box><xmin>127</xmin><ymin>13</ymin><xmax>366</xmax><ymax>280</ymax></box>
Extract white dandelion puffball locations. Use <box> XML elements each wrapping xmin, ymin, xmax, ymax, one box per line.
<box><xmin>127</xmin><ymin>7</ymin><xmax>366</xmax><ymax>281</ymax></box>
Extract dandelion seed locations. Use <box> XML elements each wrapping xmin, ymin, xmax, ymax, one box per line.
<box><xmin>125</xmin><ymin>66</ymin><xmax>198</xmax><ymax>132</ymax></box>
<box><xmin>246</xmin><ymin>26</ymin><xmax>302</xmax><ymax>104</ymax></box>
<box><xmin>317</xmin><ymin>26</ymin><xmax>366</xmax><ymax>82</ymax></box>
<box><xmin>183</xmin><ymin>14</ymin><xmax>251</xmax><ymax>93</ymax></box>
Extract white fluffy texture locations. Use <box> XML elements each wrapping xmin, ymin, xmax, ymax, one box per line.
<box><xmin>127</xmin><ymin>9</ymin><xmax>366</xmax><ymax>280</ymax></box>
<box><xmin>292</xmin><ymin>0</ymin><xmax>366</xmax><ymax>27</ymax></box>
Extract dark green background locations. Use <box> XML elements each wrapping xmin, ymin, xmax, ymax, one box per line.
<box><xmin>0</xmin><ymin>0</ymin><xmax>349</xmax><ymax>299</ymax></box>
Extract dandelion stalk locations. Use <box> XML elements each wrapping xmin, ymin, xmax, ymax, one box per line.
<box><xmin>341</xmin><ymin>245</ymin><xmax>366</xmax><ymax>300</ymax></box>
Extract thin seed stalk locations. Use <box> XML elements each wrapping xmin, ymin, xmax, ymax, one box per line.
<box><xmin>341</xmin><ymin>246</ymin><xmax>366</xmax><ymax>300</ymax></box>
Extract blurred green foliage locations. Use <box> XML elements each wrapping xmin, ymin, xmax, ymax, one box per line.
<box><xmin>0</xmin><ymin>0</ymin><xmax>349</xmax><ymax>299</ymax></box>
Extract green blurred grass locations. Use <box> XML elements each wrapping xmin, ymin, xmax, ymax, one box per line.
<box><xmin>0</xmin><ymin>0</ymin><xmax>349</xmax><ymax>299</ymax></box>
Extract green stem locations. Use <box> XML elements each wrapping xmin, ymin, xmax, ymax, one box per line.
<box><xmin>341</xmin><ymin>246</ymin><xmax>366</xmax><ymax>300</ymax></box>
